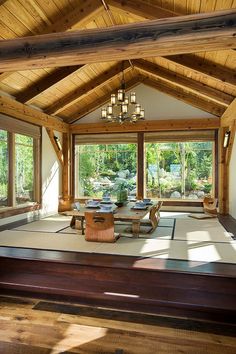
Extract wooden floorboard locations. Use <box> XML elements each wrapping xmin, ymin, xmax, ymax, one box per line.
<box><xmin>0</xmin><ymin>295</ymin><xmax>235</xmax><ymax>354</ymax></box>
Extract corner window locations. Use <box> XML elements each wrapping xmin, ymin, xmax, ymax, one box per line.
<box><xmin>0</xmin><ymin>117</ymin><xmax>40</xmax><ymax>209</ymax></box>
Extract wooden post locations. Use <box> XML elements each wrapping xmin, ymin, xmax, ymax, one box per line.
<box><xmin>58</xmin><ymin>132</ymin><xmax>73</xmax><ymax>212</ymax></box>
<box><xmin>137</xmin><ymin>132</ymin><xmax>144</xmax><ymax>200</ymax></box>
<box><xmin>218</xmin><ymin>127</ymin><xmax>227</xmax><ymax>214</ymax></box>
<box><xmin>218</xmin><ymin>122</ymin><xmax>236</xmax><ymax>215</ymax></box>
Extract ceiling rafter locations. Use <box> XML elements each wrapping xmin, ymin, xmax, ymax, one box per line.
<box><xmin>133</xmin><ymin>59</ymin><xmax>233</xmax><ymax>107</ymax></box>
<box><xmin>164</xmin><ymin>54</ymin><xmax>236</xmax><ymax>95</ymax></box>
<box><xmin>16</xmin><ymin>65</ymin><xmax>85</xmax><ymax>104</ymax></box>
<box><xmin>66</xmin><ymin>76</ymin><xmax>142</xmax><ymax>124</ymax></box>
<box><xmin>141</xmin><ymin>74</ymin><xmax>225</xmax><ymax>117</ymax></box>
<box><xmin>45</xmin><ymin>62</ymin><xmax>131</xmax><ymax>116</ymax></box>
<box><xmin>107</xmin><ymin>0</ymin><xmax>178</xmax><ymax>19</ymax></box>
<box><xmin>0</xmin><ymin>9</ymin><xmax>235</xmax><ymax>72</ymax></box>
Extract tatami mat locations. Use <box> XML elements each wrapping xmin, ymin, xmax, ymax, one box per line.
<box><xmin>13</xmin><ymin>216</ymin><xmax>71</xmax><ymax>233</ymax></box>
<box><xmin>0</xmin><ymin>229</ymin><xmax>235</xmax><ymax>263</ymax></box>
<box><xmin>174</xmin><ymin>218</ymin><xmax>234</xmax><ymax>243</ymax></box>
<box><xmin>0</xmin><ymin>230</ymin><xmax>96</xmax><ymax>252</ymax></box>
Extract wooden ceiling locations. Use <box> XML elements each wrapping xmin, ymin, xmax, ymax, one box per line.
<box><xmin>0</xmin><ymin>0</ymin><xmax>236</xmax><ymax>127</ymax></box>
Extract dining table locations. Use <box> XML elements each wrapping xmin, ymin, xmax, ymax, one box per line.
<box><xmin>62</xmin><ymin>202</ymin><xmax>153</xmax><ymax>237</ymax></box>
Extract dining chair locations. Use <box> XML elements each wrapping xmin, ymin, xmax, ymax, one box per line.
<box><xmin>123</xmin><ymin>201</ymin><xmax>163</xmax><ymax>235</ymax></box>
<box><xmin>139</xmin><ymin>201</ymin><xmax>163</xmax><ymax>233</ymax></box>
<box><xmin>85</xmin><ymin>211</ymin><xmax>120</xmax><ymax>242</ymax></box>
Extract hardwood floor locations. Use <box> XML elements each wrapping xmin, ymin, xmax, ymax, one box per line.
<box><xmin>0</xmin><ymin>295</ymin><xmax>235</xmax><ymax>354</ymax></box>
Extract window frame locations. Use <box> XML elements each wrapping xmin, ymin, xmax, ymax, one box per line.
<box><xmin>73</xmin><ymin>131</ymin><xmax>218</xmax><ymax>204</ymax></box>
<box><xmin>0</xmin><ymin>126</ymin><xmax>41</xmax><ymax>218</ymax></box>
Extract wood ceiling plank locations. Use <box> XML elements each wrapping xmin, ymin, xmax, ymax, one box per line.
<box><xmin>45</xmin><ymin>62</ymin><xmax>130</xmax><ymax>116</ymax></box>
<box><xmin>70</xmin><ymin>117</ymin><xmax>220</xmax><ymax>134</ymax></box>
<box><xmin>41</xmin><ymin>0</ymin><xmax>103</xmax><ymax>33</ymax></box>
<box><xmin>0</xmin><ymin>94</ymin><xmax>69</xmax><ymax>132</ymax></box>
<box><xmin>142</xmin><ymin>75</ymin><xmax>225</xmax><ymax>117</ymax></box>
<box><xmin>133</xmin><ymin>59</ymin><xmax>233</xmax><ymax>107</ymax></box>
<box><xmin>164</xmin><ymin>54</ymin><xmax>236</xmax><ymax>93</ymax></box>
<box><xmin>108</xmin><ymin>0</ymin><xmax>178</xmax><ymax>19</ymax></box>
<box><xmin>65</xmin><ymin>76</ymin><xmax>141</xmax><ymax>124</ymax></box>
<box><xmin>15</xmin><ymin>65</ymin><xmax>85</xmax><ymax>104</ymax></box>
<box><xmin>0</xmin><ymin>9</ymin><xmax>235</xmax><ymax>71</ymax></box>
<box><xmin>221</xmin><ymin>98</ymin><xmax>236</xmax><ymax>127</ymax></box>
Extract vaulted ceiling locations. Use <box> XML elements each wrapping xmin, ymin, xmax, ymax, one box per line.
<box><xmin>0</xmin><ymin>0</ymin><xmax>236</xmax><ymax>127</ymax></box>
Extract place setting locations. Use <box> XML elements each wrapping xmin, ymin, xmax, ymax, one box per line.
<box><xmin>131</xmin><ymin>199</ymin><xmax>153</xmax><ymax>210</ymax></box>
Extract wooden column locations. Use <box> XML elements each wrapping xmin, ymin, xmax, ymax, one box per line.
<box><xmin>137</xmin><ymin>132</ymin><xmax>144</xmax><ymax>200</ymax></box>
<box><xmin>218</xmin><ymin>122</ymin><xmax>236</xmax><ymax>215</ymax></box>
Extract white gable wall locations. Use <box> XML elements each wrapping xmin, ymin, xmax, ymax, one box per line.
<box><xmin>76</xmin><ymin>83</ymin><xmax>216</xmax><ymax>124</ymax></box>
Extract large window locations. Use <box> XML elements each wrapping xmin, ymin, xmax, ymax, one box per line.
<box><xmin>75</xmin><ymin>143</ymin><xmax>137</xmax><ymax>198</ymax></box>
<box><xmin>145</xmin><ymin>141</ymin><xmax>214</xmax><ymax>200</ymax></box>
<box><xmin>0</xmin><ymin>130</ymin><xmax>8</xmax><ymax>208</ymax></box>
<box><xmin>15</xmin><ymin>134</ymin><xmax>35</xmax><ymax>205</ymax></box>
<box><xmin>0</xmin><ymin>116</ymin><xmax>40</xmax><ymax>209</ymax></box>
<box><xmin>74</xmin><ymin>132</ymin><xmax>215</xmax><ymax>201</ymax></box>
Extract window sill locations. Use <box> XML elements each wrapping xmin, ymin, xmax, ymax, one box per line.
<box><xmin>0</xmin><ymin>203</ymin><xmax>40</xmax><ymax>219</ymax></box>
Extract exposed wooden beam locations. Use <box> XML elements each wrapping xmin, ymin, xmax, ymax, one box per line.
<box><xmin>221</xmin><ymin>98</ymin><xmax>236</xmax><ymax>127</ymax></box>
<box><xmin>142</xmin><ymin>76</ymin><xmax>225</xmax><ymax>117</ymax></box>
<box><xmin>46</xmin><ymin>128</ymin><xmax>64</xmax><ymax>165</ymax></box>
<box><xmin>70</xmin><ymin>117</ymin><xmax>220</xmax><ymax>134</ymax></box>
<box><xmin>0</xmin><ymin>10</ymin><xmax>235</xmax><ymax>71</ymax></box>
<box><xmin>16</xmin><ymin>65</ymin><xmax>85</xmax><ymax>104</ymax></box>
<box><xmin>133</xmin><ymin>59</ymin><xmax>233</xmax><ymax>107</ymax></box>
<box><xmin>0</xmin><ymin>94</ymin><xmax>69</xmax><ymax>133</ymax></box>
<box><xmin>65</xmin><ymin>76</ymin><xmax>141</xmax><ymax>124</ymax></box>
<box><xmin>0</xmin><ymin>0</ymin><xmax>103</xmax><ymax>82</ymax></box>
<box><xmin>108</xmin><ymin>0</ymin><xmax>178</xmax><ymax>19</ymax></box>
<box><xmin>164</xmin><ymin>54</ymin><xmax>236</xmax><ymax>95</ymax></box>
<box><xmin>45</xmin><ymin>62</ymin><xmax>130</xmax><ymax>116</ymax></box>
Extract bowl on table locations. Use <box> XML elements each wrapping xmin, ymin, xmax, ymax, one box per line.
<box><xmin>99</xmin><ymin>204</ymin><xmax>113</xmax><ymax>212</ymax></box>
<box><xmin>102</xmin><ymin>197</ymin><xmax>112</xmax><ymax>203</ymax></box>
<box><xmin>86</xmin><ymin>200</ymin><xmax>100</xmax><ymax>208</ymax></box>
<box><xmin>143</xmin><ymin>198</ymin><xmax>152</xmax><ymax>204</ymax></box>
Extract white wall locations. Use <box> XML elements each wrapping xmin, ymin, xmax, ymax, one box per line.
<box><xmin>40</xmin><ymin>128</ymin><xmax>62</xmax><ymax>217</ymax></box>
<box><xmin>76</xmin><ymin>83</ymin><xmax>216</xmax><ymax>124</ymax></box>
<box><xmin>229</xmin><ymin>137</ymin><xmax>236</xmax><ymax>219</ymax></box>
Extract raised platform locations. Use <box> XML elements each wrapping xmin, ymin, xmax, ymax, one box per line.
<box><xmin>0</xmin><ymin>245</ymin><xmax>235</xmax><ymax>323</ymax></box>
<box><xmin>0</xmin><ymin>213</ymin><xmax>235</xmax><ymax>324</ymax></box>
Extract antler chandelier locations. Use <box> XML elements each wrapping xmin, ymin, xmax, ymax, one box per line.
<box><xmin>101</xmin><ymin>64</ymin><xmax>145</xmax><ymax>124</ymax></box>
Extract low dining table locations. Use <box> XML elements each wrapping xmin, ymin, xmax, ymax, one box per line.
<box><xmin>62</xmin><ymin>202</ymin><xmax>152</xmax><ymax>237</ymax></box>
